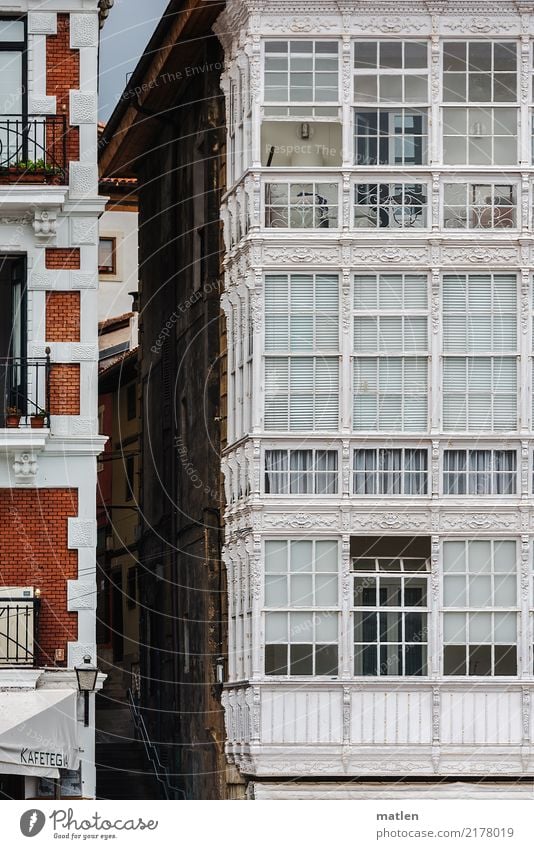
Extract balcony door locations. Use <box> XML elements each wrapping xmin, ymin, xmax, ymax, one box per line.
<box><xmin>0</xmin><ymin>256</ymin><xmax>26</xmax><ymax>418</ymax></box>
<box><xmin>0</xmin><ymin>19</ymin><xmax>26</xmax><ymax>166</ymax></box>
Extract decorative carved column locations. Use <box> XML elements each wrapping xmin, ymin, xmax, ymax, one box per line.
<box><xmin>430</xmin><ymin>268</ymin><xmax>441</xmax><ymax>432</ymax></box>
<box><xmin>341</xmin><ymin>534</ymin><xmax>352</xmax><ymax>679</ymax></box>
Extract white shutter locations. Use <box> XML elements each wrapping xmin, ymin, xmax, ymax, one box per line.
<box><xmin>404</xmin><ymin>274</ymin><xmax>428</xmax><ymax>309</ymax></box>
<box><xmin>443</xmin><ymin>275</ymin><xmax>467</xmax><ymax>311</ymax></box>
<box><xmin>289</xmin><ymin>315</ymin><xmax>313</xmax><ymax>350</ymax></box>
<box><xmin>289</xmin><ymin>357</ymin><xmax>314</xmax><ymax>431</ymax></box>
<box><xmin>315</xmin><ymin>274</ymin><xmax>339</xmax><ymax>311</ymax></box>
<box><xmin>354</xmin><ymin>316</ymin><xmax>377</xmax><ymax>351</ymax></box>
<box><xmin>265</xmin><ymin>274</ymin><xmax>289</xmax><ymax>312</ymax></box>
<box><xmin>403</xmin><ymin>358</ymin><xmax>427</xmax><ymax>431</ymax></box>
<box><xmin>315</xmin><ymin>314</ymin><xmax>339</xmax><ymax>349</ymax></box>
<box><xmin>467</xmin><ymin>274</ymin><xmax>492</xmax><ymax>311</ymax></box>
<box><xmin>353</xmin><ymin>358</ymin><xmax>377</xmax><ymax>430</ymax></box>
<box><xmin>443</xmin><ymin>357</ymin><xmax>467</xmax><ymax>430</ymax></box>
<box><xmin>378</xmin><ymin>316</ymin><xmax>403</xmax><ymax>351</ymax></box>
<box><xmin>403</xmin><ymin>317</ymin><xmax>427</xmax><ymax>351</ymax></box>
<box><xmin>290</xmin><ymin>274</ymin><xmax>313</xmax><ymax>310</ymax></box>
<box><xmin>493</xmin><ymin>274</ymin><xmax>517</xmax><ymax>311</ymax></box>
<box><xmin>265</xmin><ymin>314</ymin><xmax>289</xmax><ymax>350</ymax></box>
<box><xmin>315</xmin><ymin>357</ymin><xmax>339</xmax><ymax>430</ymax></box>
<box><xmin>493</xmin><ymin>315</ymin><xmax>516</xmax><ymax>351</ymax></box>
<box><xmin>264</xmin><ymin>358</ymin><xmax>289</xmax><ymax>430</ymax></box>
<box><xmin>378</xmin><ymin>274</ymin><xmax>403</xmax><ymax>309</ymax></box>
<box><xmin>467</xmin><ymin>315</ymin><xmax>492</xmax><ymax>351</ymax></box>
<box><xmin>379</xmin><ymin>395</ymin><xmax>402</xmax><ymax>430</ymax></box>
<box><xmin>354</xmin><ymin>274</ymin><xmax>377</xmax><ymax>309</ymax></box>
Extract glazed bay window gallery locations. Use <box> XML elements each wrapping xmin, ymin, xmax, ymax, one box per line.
<box><xmin>353</xmin><ymin>448</ymin><xmax>428</xmax><ymax>495</ymax></box>
<box><xmin>264</xmin><ymin>540</ymin><xmax>339</xmax><ymax>676</ymax></box>
<box><xmin>443</xmin><ymin>450</ymin><xmax>517</xmax><ymax>495</ymax></box>
<box><xmin>443</xmin><ymin>42</ymin><xmax>517</xmax><ymax>165</ymax></box>
<box><xmin>265</xmin><ymin>182</ymin><xmax>338</xmax><ymax>228</ymax></box>
<box><xmin>264</xmin><ymin>273</ymin><xmax>339</xmax><ymax>431</ymax></box>
<box><xmin>443</xmin><ymin>540</ymin><xmax>517</xmax><ymax>676</ymax></box>
<box><xmin>262</xmin><ymin>41</ymin><xmax>341</xmax><ymax>167</ymax></box>
<box><xmin>354</xmin><ymin>41</ymin><xmax>428</xmax><ymax>165</ymax></box>
<box><xmin>353</xmin><ymin>273</ymin><xmax>428</xmax><ymax>431</ymax></box>
<box><xmin>442</xmin><ymin>274</ymin><xmax>517</xmax><ymax>431</ymax></box>
<box><xmin>354</xmin><ymin>183</ymin><xmax>428</xmax><ymax>229</ymax></box>
<box><xmin>353</xmin><ymin>554</ymin><xmax>429</xmax><ymax>676</ymax></box>
<box><xmin>264</xmin><ymin>449</ymin><xmax>338</xmax><ymax>494</ymax></box>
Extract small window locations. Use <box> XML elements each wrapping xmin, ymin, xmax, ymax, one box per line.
<box><xmin>353</xmin><ymin>447</ymin><xmax>428</xmax><ymax>495</ymax></box>
<box><xmin>126</xmin><ymin>384</ymin><xmax>136</xmax><ymax>421</ymax></box>
<box><xmin>99</xmin><ymin>237</ymin><xmax>116</xmax><ymax>275</ymax></box>
<box><xmin>265</xmin><ymin>449</ymin><xmax>338</xmax><ymax>494</ymax></box>
<box><xmin>444</xmin><ymin>449</ymin><xmax>516</xmax><ymax>495</ymax></box>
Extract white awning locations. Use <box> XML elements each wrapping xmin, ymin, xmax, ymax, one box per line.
<box><xmin>0</xmin><ymin>689</ymin><xmax>79</xmax><ymax>778</ymax></box>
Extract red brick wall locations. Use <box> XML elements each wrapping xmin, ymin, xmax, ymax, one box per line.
<box><xmin>0</xmin><ymin>489</ymin><xmax>78</xmax><ymax>666</ymax></box>
<box><xmin>45</xmin><ymin>248</ymin><xmax>80</xmax><ymax>270</ymax></box>
<box><xmin>49</xmin><ymin>364</ymin><xmax>80</xmax><ymax>415</ymax></box>
<box><xmin>46</xmin><ymin>292</ymin><xmax>81</xmax><ymax>342</ymax></box>
<box><xmin>46</xmin><ymin>14</ymin><xmax>80</xmax><ymax>166</ymax></box>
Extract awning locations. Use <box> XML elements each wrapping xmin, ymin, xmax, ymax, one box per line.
<box><xmin>0</xmin><ymin>689</ymin><xmax>79</xmax><ymax>778</ymax></box>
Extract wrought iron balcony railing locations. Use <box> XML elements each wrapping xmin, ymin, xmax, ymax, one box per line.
<box><xmin>0</xmin><ymin>595</ymin><xmax>39</xmax><ymax>666</ymax></box>
<box><xmin>0</xmin><ymin>115</ymin><xmax>67</xmax><ymax>182</ymax></box>
<box><xmin>0</xmin><ymin>355</ymin><xmax>51</xmax><ymax>427</ymax></box>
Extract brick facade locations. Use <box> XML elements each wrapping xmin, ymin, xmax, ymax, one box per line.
<box><xmin>45</xmin><ymin>248</ymin><xmax>81</xmax><ymax>269</ymax></box>
<box><xmin>46</xmin><ymin>292</ymin><xmax>81</xmax><ymax>342</ymax></box>
<box><xmin>46</xmin><ymin>13</ymin><xmax>80</xmax><ymax>166</ymax></box>
<box><xmin>49</xmin><ymin>364</ymin><xmax>81</xmax><ymax>415</ymax></box>
<box><xmin>0</xmin><ymin>489</ymin><xmax>78</xmax><ymax>666</ymax></box>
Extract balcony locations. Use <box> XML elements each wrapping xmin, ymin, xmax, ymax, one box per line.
<box><xmin>223</xmin><ymin>680</ymin><xmax>534</xmax><ymax>778</ymax></box>
<box><xmin>0</xmin><ymin>590</ymin><xmax>39</xmax><ymax>667</ymax></box>
<box><xmin>0</xmin><ymin>355</ymin><xmax>50</xmax><ymax>428</ymax></box>
<box><xmin>0</xmin><ymin>116</ymin><xmax>67</xmax><ymax>185</ymax></box>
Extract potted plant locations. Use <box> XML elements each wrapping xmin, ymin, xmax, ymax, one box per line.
<box><xmin>30</xmin><ymin>410</ymin><xmax>48</xmax><ymax>429</ymax></box>
<box><xmin>5</xmin><ymin>406</ymin><xmax>21</xmax><ymax>428</ymax></box>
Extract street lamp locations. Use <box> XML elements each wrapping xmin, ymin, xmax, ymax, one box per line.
<box><xmin>75</xmin><ymin>655</ymin><xmax>98</xmax><ymax>727</ymax></box>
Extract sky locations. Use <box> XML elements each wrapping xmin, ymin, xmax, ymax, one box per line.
<box><xmin>98</xmin><ymin>0</ymin><xmax>170</xmax><ymax>123</ymax></box>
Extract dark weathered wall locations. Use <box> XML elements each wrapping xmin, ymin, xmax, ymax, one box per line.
<box><xmin>136</xmin><ymin>34</ymin><xmax>227</xmax><ymax>800</ymax></box>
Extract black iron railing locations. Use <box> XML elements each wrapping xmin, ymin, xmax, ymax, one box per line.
<box><xmin>0</xmin><ymin>115</ymin><xmax>67</xmax><ymax>181</ymax></box>
<box><xmin>0</xmin><ymin>354</ymin><xmax>51</xmax><ymax>426</ymax></box>
<box><xmin>0</xmin><ymin>597</ymin><xmax>39</xmax><ymax>666</ymax></box>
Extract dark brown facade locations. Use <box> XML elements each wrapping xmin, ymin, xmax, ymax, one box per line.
<box><xmin>100</xmin><ymin>1</ymin><xmax>231</xmax><ymax>800</ymax></box>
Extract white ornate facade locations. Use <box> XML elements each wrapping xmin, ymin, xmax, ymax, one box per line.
<box><xmin>215</xmin><ymin>0</ymin><xmax>534</xmax><ymax>798</ymax></box>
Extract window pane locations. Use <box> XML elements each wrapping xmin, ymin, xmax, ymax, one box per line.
<box><xmin>355</xmin><ymin>644</ymin><xmax>377</xmax><ymax>675</ymax></box>
<box><xmin>316</xmin><ymin>540</ymin><xmax>338</xmax><ymax>571</ymax></box>
<box><xmin>315</xmin><ymin>574</ymin><xmax>337</xmax><ymax>605</ymax></box>
<box><xmin>379</xmin><ymin>577</ymin><xmax>402</xmax><ymax>606</ymax></box>
<box><xmin>444</xmin><ymin>612</ymin><xmax>466</xmax><ymax>643</ymax></box>
<box><xmin>469</xmin><ymin>612</ymin><xmax>492</xmax><ymax>642</ymax></box>
<box><xmin>444</xmin><ymin>645</ymin><xmax>466</xmax><ymax>675</ymax></box>
<box><xmin>265</xmin><ymin>612</ymin><xmax>287</xmax><ymax>641</ymax></box>
<box><xmin>265</xmin><ymin>644</ymin><xmax>287</xmax><ymax>675</ymax></box>
<box><xmin>290</xmin><ymin>574</ymin><xmax>313</xmax><ymax>605</ymax></box>
<box><xmin>354</xmin><ymin>610</ymin><xmax>377</xmax><ymax>642</ymax></box>
<box><xmin>493</xmin><ymin>575</ymin><xmax>516</xmax><ymax>606</ymax></box>
<box><xmin>290</xmin><ymin>644</ymin><xmax>313</xmax><ymax>675</ymax></box>
<box><xmin>494</xmin><ymin>645</ymin><xmax>516</xmax><ymax>675</ymax></box>
<box><xmin>468</xmin><ymin>540</ymin><xmax>491</xmax><ymax>572</ymax></box>
<box><xmin>494</xmin><ymin>612</ymin><xmax>516</xmax><ymax>642</ymax></box>
<box><xmin>315</xmin><ymin>611</ymin><xmax>338</xmax><ymax>642</ymax></box>
<box><xmin>443</xmin><ymin>541</ymin><xmax>465</xmax><ymax>572</ymax></box>
<box><xmin>265</xmin><ymin>575</ymin><xmax>288</xmax><ymax>606</ymax></box>
<box><xmin>265</xmin><ymin>540</ymin><xmax>287</xmax><ymax>572</ymax></box>
<box><xmin>315</xmin><ymin>644</ymin><xmax>338</xmax><ymax>675</ymax></box>
<box><xmin>494</xmin><ymin>540</ymin><xmax>516</xmax><ymax>572</ymax></box>
<box><xmin>290</xmin><ymin>540</ymin><xmax>313</xmax><ymax>571</ymax></box>
<box><xmin>469</xmin><ymin>575</ymin><xmax>492</xmax><ymax>606</ymax></box>
<box><xmin>469</xmin><ymin>645</ymin><xmax>491</xmax><ymax>675</ymax></box>
<box><xmin>354</xmin><ymin>576</ymin><xmax>376</xmax><ymax>607</ymax></box>
<box><xmin>444</xmin><ymin>575</ymin><xmax>466</xmax><ymax>606</ymax></box>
